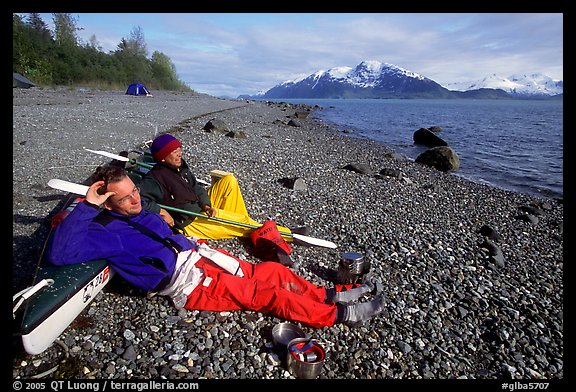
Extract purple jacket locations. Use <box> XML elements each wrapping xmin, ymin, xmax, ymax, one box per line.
<box><xmin>46</xmin><ymin>201</ymin><xmax>194</xmax><ymax>291</ymax></box>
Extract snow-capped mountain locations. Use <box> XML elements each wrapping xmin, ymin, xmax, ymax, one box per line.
<box><xmin>240</xmin><ymin>61</ymin><xmax>562</xmax><ymax>100</ymax></box>
<box><xmin>286</xmin><ymin>60</ymin><xmax>427</xmax><ymax>89</ymax></box>
<box><xmin>443</xmin><ymin>73</ymin><xmax>563</xmax><ymax>97</ymax></box>
<box><xmin>256</xmin><ymin>60</ymin><xmax>452</xmax><ymax>99</ymax></box>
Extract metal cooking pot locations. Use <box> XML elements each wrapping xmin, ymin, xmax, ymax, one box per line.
<box><xmin>286</xmin><ymin>337</ymin><xmax>325</xmax><ymax>379</ymax></box>
<box><xmin>272</xmin><ymin>322</ymin><xmax>307</xmax><ymax>347</ymax></box>
<box><xmin>272</xmin><ymin>323</ymin><xmax>307</xmax><ymax>349</ymax></box>
<box><xmin>341</xmin><ymin>252</ymin><xmax>365</xmax><ymax>275</ymax></box>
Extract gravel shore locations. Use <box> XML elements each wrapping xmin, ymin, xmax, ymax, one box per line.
<box><xmin>13</xmin><ymin>87</ymin><xmax>564</xmax><ymax>382</ymax></box>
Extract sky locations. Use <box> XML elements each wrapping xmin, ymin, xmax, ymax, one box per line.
<box><xmin>22</xmin><ymin>13</ymin><xmax>564</xmax><ymax>98</ymax></box>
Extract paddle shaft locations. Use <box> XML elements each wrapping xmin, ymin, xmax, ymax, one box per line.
<box><xmin>157</xmin><ymin>203</ymin><xmax>294</xmax><ymax>238</ymax></box>
<box><xmin>130</xmin><ymin>160</ymin><xmax>153</xmax><ymax>169</ymax></box>
<box><xmin>157</xmin><ymin>204</ymin><xmax>337</xmax><ymax>248</ymax></box>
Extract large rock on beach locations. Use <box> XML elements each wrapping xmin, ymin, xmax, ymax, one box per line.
<box><xmin>413</xmin><ymin>127</ymin><xmax>448</xmax><ymax>147</ymax></box>
<box><xmin>415</xmin><ymin>146</ymin><xmax>461</xmax><ymax>172</ymax></box>
<box><xmin>202</xmin><ymin>118</ymin><xmax>230</xmax><ymax>134</ymax></box>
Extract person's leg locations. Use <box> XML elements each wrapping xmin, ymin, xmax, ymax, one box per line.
<box><xmin>184</xmin><ymin>174</ymin><xmax>292</xmax><ymax>240</ymax></box>
<box><xmin>184</xmin><ymin>260</ymin><xmax>338</xmax><ymax>328</ymax></box>
<box><xmin>207</xmin><ymin>174</ymin><xmax>249</xmax><ymax>216</ymax></box>
<box><xmin>250</xmin><ymin>262</ymin><xmax>386</xmax><ymax>327</ymax></box>
<box><xmin>181</xmin><ymin>208</ymin><xmax>258</xmax><ymax>239</ymax></box>
<box><xmin>325</xmin><ymin>278</ymin><xmax>378</xmax><ymax>304</ymax></box>
<box><xmin>209</xmin><ymin>175</ymin><xmax>292</xmax><ymax>236</ymax></box>
<box><xmin>251</xmin><ymin>261</ymin><xmax>327</xmax><ymax>302</ymax></box>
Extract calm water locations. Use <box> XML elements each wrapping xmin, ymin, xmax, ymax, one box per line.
<box><xmin>275</xmin><ymin>98</ymin><xmax>563</xmax><ymax>199</ymax></box>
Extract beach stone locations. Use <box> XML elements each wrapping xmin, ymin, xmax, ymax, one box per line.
<box><xmin>415</xmin><ymin>146</ymin><xmax>460</xmax><ymax>172</ymax></box>
<box><xmin>277</xmin><ymin>177</ymin><xmax>307</xmax><ymax>190</ymax></box>
<box><xmin>342</xmin><ymin>163</ymin><xmax>373</xmax><ymax>175</ymax></box>
<box><xmin>226</xmin><ymin>130</ymin><xmax>247</xmax><ymax>138</ymax></box>
<box><xmin>287</xmin><ymin>119</ymin><xmax>301</xmax><ymax>127</ymax></box>
<box><xmin>203</xmin><ymin>118</ymin><xmax>229</xmax><ymax>134</ymax></box>
<box><xmin>515</xmin><ymin>213</ymin><xmax>539</xmax><ymax>224</ymax></box>
<box><xmin>478</xmin><ymin>224</ymin><xmax>503</xmax><ymax>241</ymax></box>
<box><xmin>413</xmin><ymin>127</ymin><xmax>448</xmax><ymax>147</ymax></box>
<box><xmin>379</xmin><ymin>167</ymin><xmax>403</xmax><ymax>179</ymax></box>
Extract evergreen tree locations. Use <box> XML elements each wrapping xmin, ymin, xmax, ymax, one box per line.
<box><xmin>28</xmin><ymin>13</ymin><xmax>52</xmax><ymax>42</ymax></box>
<box><xmin>151</xmin><ymin>51</ymin><xmax>181</xmax><ymax>90</ymax></box>
<box><xmin>13</xmin><ymin>14</ymin><xmax>53</xmax><ymax>84</ymax></box>
<box><xmin>114</xmin><ymin>26</ymin><xmax>152</xmax><ymax>85</ymax></box>
<box><xmin>52</xmin><ymin>13</ymin><xmax>78</xmax><ymax>48</ymax></box>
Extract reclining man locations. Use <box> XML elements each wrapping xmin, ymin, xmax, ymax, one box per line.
<box><xmin>46</xmin><ymin>165</ymin><xmax>385</xmax><ymax>328</ymax></box>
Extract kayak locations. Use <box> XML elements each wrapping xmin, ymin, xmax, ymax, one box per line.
<box><xmin>14</xmin><ymin>150</ymin><xmax>153</xmax><ymax>355</ymax></box>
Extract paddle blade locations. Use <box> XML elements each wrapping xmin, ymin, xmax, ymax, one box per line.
<box><xmin>84</xmin><ymin>148</ymin><xmax>129</xmax><ymax>162</ymax></box>
<box><xmin>291</xmin><ymin>233</ymin><xmax>337</xmax><ymax>249</ymax></box>
<box><xmin>48</xmin><ymin>179</ymin><xmax>89</xmax><ymax>196</ymax></box>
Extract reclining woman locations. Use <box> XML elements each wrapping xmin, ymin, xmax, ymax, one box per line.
<box><xmin>139</xmin><ymin>133</ymin><xmax>307</xmax><ymax>241</ymax></box>
<box><xmin>46</xmin><ymin>165</ymin><xmax>385</xmax><ymax>328</ymax></box>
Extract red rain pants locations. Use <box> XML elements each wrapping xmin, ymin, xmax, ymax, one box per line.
<box><xmin>184</xmin><ymin>251</ymin><xmax>338</xmax><ymax>328</ymax></box>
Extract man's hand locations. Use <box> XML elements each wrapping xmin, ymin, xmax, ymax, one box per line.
<box><xmin>159</xmin><ymin>208</ymin><xmax>175</xmax><ymax>227</ymax></box>
<box><xmin>85</xmin><ymin>180</ymin><xmax>116</xmax><ymax>206</ymax></box>
<box><xmin>202</xmin><ymin>205</ymin><xmax>217</xmax><ymax>217</ymax></box>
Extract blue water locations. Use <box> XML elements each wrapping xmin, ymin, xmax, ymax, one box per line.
<box><xmin>275</xmin><ymin>98</ymin><xmax>563</xmax><ymax>199</ymax></box>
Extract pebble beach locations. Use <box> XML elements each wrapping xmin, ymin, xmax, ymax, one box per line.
<box><xmin>12</xmin><ymin>87</ymin><xmax>564</xmax><ymax>382</ymax></box>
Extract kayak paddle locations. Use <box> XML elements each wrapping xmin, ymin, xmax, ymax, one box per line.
<box><xmin>47</xmin><ymin>179</ymin><xmax>337</xmax><ymax>249</ymax></box>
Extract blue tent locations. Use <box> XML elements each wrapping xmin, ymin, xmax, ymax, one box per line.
<box><xmin>126</xmin><ymin>83</ymin><xmax>151</xmax><ymax>96</ymax></box>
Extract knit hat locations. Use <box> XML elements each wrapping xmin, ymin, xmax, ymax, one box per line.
<box><xmin>150</xmin><ymin>134</ymin><xmax>182</xmax><ymax>161</ymax></box>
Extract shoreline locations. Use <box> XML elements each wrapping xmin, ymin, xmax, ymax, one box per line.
<box><xmin>13</xmin><ymin>87</ymin><xmax>563</xmax><ymax>380</ymax></box>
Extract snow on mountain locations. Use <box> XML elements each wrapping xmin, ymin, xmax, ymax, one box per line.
<box><xmin>444</xmin><ymin>73</ymin><xmax>562</xmax><ymax>96</ymax></box>
<box><xmin>325</xmin><ymin>66</ymin><xmax>353</xmax><ymax>83</ymax></box>
<box><xmin>280</xmin><ymin>61</ymin><xmax>428</xmax><ymax>90</ymax></box>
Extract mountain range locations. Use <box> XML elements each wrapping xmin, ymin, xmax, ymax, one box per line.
<box><xmin>444</xmin><ymin>73</ymin><xmax>563</xmax><ymax>96</ymax></box>
<box><xmin>240</xmin><ymin>60</ymin><xmax>562</xmax><ymax>100</ymax></box>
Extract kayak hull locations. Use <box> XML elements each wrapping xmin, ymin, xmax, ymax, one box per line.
<box><xmin>20</xmin><ymin>261</ymin><xmax>113</xmax><ymax>355</ymax></box>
